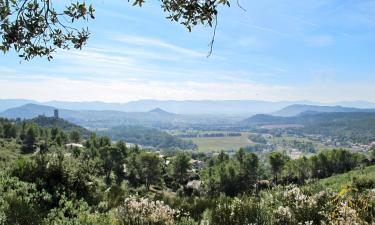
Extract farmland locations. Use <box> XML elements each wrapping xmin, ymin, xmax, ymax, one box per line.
<box><xmin>183</xmin><ymin>132</ymin><xmax>253</xmax><ymax>152</ymax></box>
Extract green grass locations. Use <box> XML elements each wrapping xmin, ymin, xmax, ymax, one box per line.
<box><xmin>185</xmin><ymin>132</ymin><xmax>253</xmax><ymax>152</ymax></box>
<box><xmin>304</xmin><ymin>165</ymin><xmax>375</xmax><ymax>192</ymax></box>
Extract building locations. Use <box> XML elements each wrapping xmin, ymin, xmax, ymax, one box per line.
<box><xmin>54</xmin><ymin>109</ymin><xmax>59</xmax><ymax>119</ymax></box>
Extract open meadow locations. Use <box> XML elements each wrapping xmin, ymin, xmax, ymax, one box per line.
<box><xmin>184</xmin><ymin>132</ymin><xmax>253</xmax><ymax>152</ymax></box>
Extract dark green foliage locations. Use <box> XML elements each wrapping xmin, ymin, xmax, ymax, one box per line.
<box><xmin>0</xmin><ymin>173</ymin><xmax>46</xmax><ymax>225</ymax></box>
<box><xmin>21</xmin><ymin>124</ymin><xmax>37</xmax><ymax>153</ymax></box>
<box><xmin>248</xmin><ymin>133</ymin><xmax>267</xmax><ymax>144</ymax></box>
<box><xmin>203</xmin><ymin>150</ymin><xmax>259</xmax><ymax>196</ymax></box>
<box><xmin>268</xmin><ymin>152</ymin><xmax>287</xmax><ymax>182</ymax></box>
<box><xmin>290</xmin><ymin>140</ymin><xmax>315</xmax><ymax>153</ymax></box>
<box><xmin>310</xmin><ymin>149</ymin><xmax>359</xmax><ymax>178</ymax></box>
<box><xmin>101</xmin><ymin>125</ymin><xmax>197</xmax><ymax>150</ymax></box>
<box><xmin>69</xmin><ymin>130</ymin><xmax>81</xmax><ymax>143</ymax></box>
<box><xmin>132</xmin><ymin>0</ymin><xmax>229</xmax><ymax>32</ymax></box>
<box><xmin>11</xmin><ymin>153</ymin><xmax>100</xmax><ymax>207</ymax></box>
<box><xmin>135</xmin><ymin>152</ymin><xmax>162</xmax><ymax>188</ymax></box>
<box><xmin>0</xmin><ymin>116</ymin><xmax>374</xmax><ymax>224</ymax></box>
<box><xmin>0</xmin><ymin>0</ymin><xmax>94</xmax><ymax>60</ymax></box>
<box><xmin>353</xmin><ymin>176</ymin><xmax>375</xmax><ymax>190</ymax></box>
<box><xmin>99</xmin><ymin>146</ymin><xmax>126</xmax><ymax>184</ymax></box>
<box><xmin>1</xmin><ymin>121</ymin><xmax>17</xmax><ymax>139</ymax></box>
<box><xmin>245</xmin><ymin>112</ymin><xmax>375</xmax><ymax>144</ymax></box>
<box><xmin>31</xmin><ymin>116</ymin><xmax>91</xmax><ymax>138</ymax></box>
<box><xmin>1</xmin><ymin>0</ymin><xmax>230</xmax><ymax>60</ymax></box>
<box><xmin>170</xmin><ymin>152</ymin><xmax>191</xmax><ymax>185</ymax></box>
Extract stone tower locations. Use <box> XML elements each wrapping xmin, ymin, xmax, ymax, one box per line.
<box><xmin>54</xmin><ymin>109</ymin><xmax>59</xmax><ymax>119</ymax></box>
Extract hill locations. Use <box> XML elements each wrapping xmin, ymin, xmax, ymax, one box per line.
<box><xmin>0</xmin><ymin>99</ymin><xmax>320</xmax><ymax>115</ymax></box>
<box><xmin>0</xmin><ymin>104</ymin><xmax>180</xmax><ymax>128</ymax></box>
<box><xmin>99</xmin><ymin>125</ymin><xmax>197</xmax><ymax>150</ymax></box>
<box><xmin>30</xmin><ymin>116</ymin><xmax>91</xmax><ymax>137</ymax></box>
<box><xmin>0</xmin><ymin>99</ymin><xmax>38</xmax><ymax>112</ymax></box>
<box><xmin>243</xmin><ymin>112</ymin><xmax>375</xmax><ymax>144</ymax></box>
<box><xmin>305</xmin><ymin>165</ymin><xmax>375</xmax><ymax>192</ymax></box>
<box><xmin>273</xmin><ymin>104</ymin><xmax>375</xmax><ymax>117</ymax></box>
<box><xmin>0</xmin><ymin>103</ymin><xmax>239</xmax><ymax>129</ymax></box>
<box><xmin>0</xmin><ymin>103</ymin><xmax>57</xmax><ymax>119</ymax></box>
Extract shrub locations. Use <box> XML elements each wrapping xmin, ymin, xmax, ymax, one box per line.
<box><xmin>353</xmin><ymin>176</ymin><xmax>375</xmax><ymax>190</ymax></box>
<box><xmin>116</xmin><ymin>196</ymin><xmax>177</xmax><ymax>225</ymax></box>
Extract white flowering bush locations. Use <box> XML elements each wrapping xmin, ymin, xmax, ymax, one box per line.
<box><xmin>206</xmin><ymin>196</ymin><xmax>269</xmax><ymax>225</ymax></box>
<box><xmin>116</xmin><ymin>196</ymin><xmax>177</xmax><ymax>225</ymax></box>
<box><xmin>275</xmin><ymin>186</ymin><xmax>333</xmax><ymax>224</ymax></box>
<box><xmin>324</xmin><ymin>201</ymin><xmax>364</xmax><ymax>225</ymax></box>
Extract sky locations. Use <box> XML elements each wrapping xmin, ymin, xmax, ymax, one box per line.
<box><xmin>1</xmin><ymin>0</ymin><xmax>375</xmax><ymax>103</ymax></box>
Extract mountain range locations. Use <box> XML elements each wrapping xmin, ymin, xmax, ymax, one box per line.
<box><xmin>2</xmin><ymin>99</ymin><xmax>375</xmax><ymax>130</ymax></box>
<box><xmin>272</xmin><ymin>104</ymin><xmax>375</xmax><ymax>117</ymax></box>
<box><xmin>2</xmin><ymin>99</ymin><xmax>375</xmax><ymax>115</ymax></box>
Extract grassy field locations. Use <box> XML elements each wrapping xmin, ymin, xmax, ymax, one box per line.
<box><xmin>304</xmin><ymin>165</ymin><xmax>375</xmax><ymax>192</ymax></box>
<box><xmin>185</xmin><ymin>132</ymin><xmax>253</xmax><ymax>152</ymax></box>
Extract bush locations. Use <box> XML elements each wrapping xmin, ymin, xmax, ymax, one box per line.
<box><xmin>353</xmin><ymin>176</ymin><xmax>375</xmax><ymax>190</ymax></box>
<box><xmin>208</xmin><ymin>196</ymin><xmax>268</xmax><ymax>225</ymax></box>
<box><xmin>116</xmin><ymin>196</ymin><xmax>177</xmax><ymax>225</ymax></box>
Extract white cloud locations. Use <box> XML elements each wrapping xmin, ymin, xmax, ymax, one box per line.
<box><xmin>237</xmin><ymin>37</ymin><xmax>266</xmax><ymax>49</ymax></box>
<box><xmin>304</xmin><ymin>35</ymin><xmax>333</xmax><ymax>47</ymax></box>
<box><xmin>0</xmin><ymin>76</ymin><xmax>292</xmax><ymax>102</ymax></box>
<box><xmin>114</xmin><ymin>35</ymin><xmax>206</xmax><ymax>58</ymax></box>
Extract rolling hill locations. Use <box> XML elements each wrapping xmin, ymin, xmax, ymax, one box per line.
<box><xmin>242</xmin><ymin>112</ymin><xmax>375</xmax><ymax>144</ymax></box>
<box><xmin>0</xmin><ymin>104</ymin><xmax>243</xmax><ymax>129</ymax></box>
<box><xmin>30</xmin><ymin>115</ymin><xmax>91</xmax><ymax>137</ymax></box>
<box><xmin>273</xmin><ymin>104</ymin><xmax>375</xmax><ymax>117</ymax></box>
<box><xmin>99</xmin><ymin>125</ymin><xmax>197</xmax><ymax>150</ymax></box>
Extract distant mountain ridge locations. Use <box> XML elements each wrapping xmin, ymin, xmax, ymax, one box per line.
<box><xmin>0</xmin><ymin>103</ymin><xmax>181</xmax><ymax>128</ymax></box>
<box><xmin>0</xmin><ymin>104</ymin><xmax>58</xmax><ymax>119</ymax></box>
<box><xmin>0</xmin><ymin>99</ymin><xmax>38</xmax><ymax>112</ymax></box>
<box><xmin>273</xmin><ymin>104</ymin><xmax>375</xmax><ymax>117</ymax></box>
<box><xmin>242</xmin><ymin>112</ymin><xmax>375</xmax><ymax>144</ymax></box>
<box><xmin>1</xmin><ymin>99</ymin><xmax>375</xmax><ymax>115</ymax></box>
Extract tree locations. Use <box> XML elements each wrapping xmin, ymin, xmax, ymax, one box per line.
<box><xmin>235</xmin><ymin>148</ymin><xmax>245</xmax><ymax>164</ymax></box>
<box><xmin>22</xmin><ymin>125</ymin><xmax>37</xmax><ymax>153</ymax></box>
<box><xmin>268</xmin><ymin>152</ymin><xmax>285</xmax><ymax>183</ymax></box>
<box><xmin>69</xmin><ymin>130</ymin><xmax>81</xmax><ymax>143</ymax></box>
<box><xmin>170</xmin><ymin>152</ymin><xmax>191</xmax><ymax>185</ymax></box>
<box><xmin>50</xmin><ymin>127</ymin><xmax>59</xmax><ymax>141</ymax></box>
<box><xmin>2</xmin><ymin>122</ymin><xmax>17</xmax><ymax>139</ymax></box>
<box><xmin>136</xmin><ymin>152</ymin><xmax>162</xmax><ymax>189</ymax></box>
<box><xmin>1</xmin><ymin>0</ymin><xmax>231</xmax><ymax>60</ymax></box>
<box><xmin>116</xmin><ymin>140</ymin><xmax>128</xmax><ymax>158</ymax></box>
<box><xmin>99</xmin><ymin>146</ymin><xmax>126</xmax><ymax>185</ymax></box>
<box><xmin>217</xmin><ymin>151</ymin><xmax>229</xmax><ymax>163</ymax></box>
<box><xmin>0</xmin><ymin>0</ymin><xmax>94</xmax><ymax>60</ymax></box>
<box><xmin>241</xmin><ymin>153</ymin><xmax>259</xmax><ymax>188</ymax></box>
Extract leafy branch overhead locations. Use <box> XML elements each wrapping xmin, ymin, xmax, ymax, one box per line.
<box><xmin>0</xmin><ymin>0</ymin><xmax>95</xmax><ymax>60</ymax></box>
<box><xmin>0</xmin><ymin>0</ymin><xmax>231</xmax><ymax>60</ymax></box>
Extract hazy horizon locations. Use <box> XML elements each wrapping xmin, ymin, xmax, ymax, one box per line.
<box><xmin>1</xmin><ymin>98</ymin><xmax>375</xmax><ymax>105</ymax></box>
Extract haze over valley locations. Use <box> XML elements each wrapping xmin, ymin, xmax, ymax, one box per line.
<box><xmin>1</xmin><ymin>0</ymin><xmax>375</xmax><ymax>224</ymax></box>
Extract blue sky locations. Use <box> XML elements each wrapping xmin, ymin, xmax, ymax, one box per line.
<box><xmin>1</xmin><ymin>0</ymin><xmax>374</xmax><ymax>102</ymax></box>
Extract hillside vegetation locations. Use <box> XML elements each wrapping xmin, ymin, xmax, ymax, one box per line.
<box><xmin>99</xmin><ymin>125</ymin><xmax>197</xmax><ymax>150</ymax></box>
<box><xmin>31</xmin><ymin>116</ymin><xmax>91</xmax><ymax>137</ymax></box>
<box><xmin>0</xmin><ymin>117</ymin><xmax>374</xmax><ymax>224</ymax></box>
<box><xmin>244</xmin><ymin>112</ymin><xmax>375</xmax><ymax>144</ymax></box>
